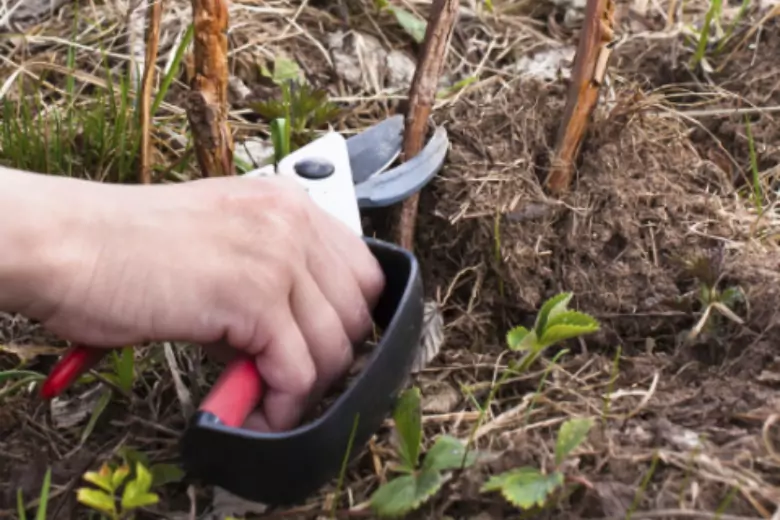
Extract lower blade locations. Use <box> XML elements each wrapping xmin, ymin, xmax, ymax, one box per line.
<box><xmin>346</xmin><ymin>115</ymin><xmax>404</xmax><ymax>184</ymax></box>
<box><xmin>354</xmin><ymin>125</ymin><xmax>448</xmax><ymax>209</ymax></box>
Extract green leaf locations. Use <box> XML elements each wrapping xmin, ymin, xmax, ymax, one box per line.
<box><xmin>555</xmin><ymin>417</ymin><xmax>594</xmax><ymax>465</ymax></box>
<box><xmin>535</xmin><ymin>292</ymin><xmax>573</xmax><ymax>335</ymax></box>
<box><xmin>121</xmin><ymin>461</ymin><xmax>157</xmax><ymax>509</ymax></box>
<box><xmin>506</xmin><ymin>326</ymin><xmax>536</xmax><ymax>351</ymax></box>
<box><xmin>539</xmin><ymin>311</ymin><xmax>600</xmax><ymax>348</ymax></box>
<box><xmin>77</xmin><ymin>488</ymin><xmax>116</xmax><ymax>516</ymax></box>
<box><xmin>80</xmin><ymin>387</ymin><xmax>113</xmax><ymax>445</ymax></box>
<box><xmin>111</xmin><ymin>465</ymin><xmax>130</xmax><ymax>490</ymax></box>
<box><xmin>393</xmin><ymin>387</ymin><xmax>423</xmax><ymax>470</ymax></box>
<box><xmin>270</xmin><ymin>57</ymin><xmax>301</xmax><ymax>84</ymax></box>
<box><xmin>82</xmin><ymin>463</ymin><xmax>115</xmax><ymax>493</ymax></box>
<box><xmin>34</xmin><ymin>467</ymin><xmax>52</xmax><ymax>520</ymax></box>
<box><xmin>150</xmin><ymin>463</ymin><xmax>185</xmax><ymax>487</ymax></box>
<box><xmin>112</xmin><ymin>347</ymin><xmax>134</xmax><ymax>392</ymax></box>
<box><xmin>121</xmin><ymin>491</ymin><xmax>159</xmax><ymax>510</ymax></box>
<box><xmin>16</xmin><ymin>488</ymin><xmax>26</xmax><ymax>520</ymax></box>
<box><xmin>270</xmin><ymin>117</ymin><xmax>290</xmax><ymax>164</ymax></box>
<box><xmin>370</xmin><ymin>469</ymin><xmax>443</xmax><ymax>518</ymax></box>
<box><xmin>481</xmin><ymin>467</ymin><xmax>563</xmax><ymax>510</ymax></box>
<box><xmin>386</xmin><ymin>7</ymin><xmax>427</xmax><ymax>43</ymax></box>
<box><xmin>0</xmin><ymin>370</ymin><xmax>46</xmax><ymax>383</ymax></box>
<box><xmin>422</xmin><ymin>435</ymin><xmax>478</xmax><ymax>472</ymax></box>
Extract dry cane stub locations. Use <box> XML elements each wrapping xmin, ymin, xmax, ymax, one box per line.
<box><xmin>417</xmin><ymin>78</ymin><xmax>780</xmax><ymax>376</ymax></box>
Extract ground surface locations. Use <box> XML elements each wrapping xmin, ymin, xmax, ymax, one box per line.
<box><xmin>0</xmin><ymin>0</ymin><xmax>778</xmax><ymax>518</ymax></box>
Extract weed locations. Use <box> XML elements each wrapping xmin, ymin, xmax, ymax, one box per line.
<box><xmin>249</xmin><ymin>57</ymin><xmax>340</xmax><ymax>164</ymax></box>
<box><xmin>369</xmin><ymin>387</ymin><xmax>480</xmax><ymax>518</ymax></box>
<box><xmin>77</xmin><ymin>460</ymin><xmax>160</xmax><ymax>520</ymax></box>
<box><xmin>480</xmin><ymin>417</ymin><xmax>595</xmax><ymax>510</ymax></box>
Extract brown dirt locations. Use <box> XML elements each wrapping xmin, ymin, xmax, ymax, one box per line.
<box><xmin>1</xmin><ymin>0</ymin><xmax>779</xmax><ymax>519</ymax></box>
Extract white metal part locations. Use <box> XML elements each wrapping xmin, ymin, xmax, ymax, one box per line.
<box><xmin>242</xmin><ymin>132</ymin><xmax>364</xmax><ymax>237</ymax></box>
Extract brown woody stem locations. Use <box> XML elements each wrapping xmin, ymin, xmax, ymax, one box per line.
<box><xmin>139</xmin><ymin>0</ymin><xmax>163</xmax><ymax>184</ymax></box>
<box><xmin>186</xmin><ymin>0</ymin><xmax>234</xmax><ymax>177</ymax></box>
<box><xmin>545</xmin><ymin>0</ymin><xmax>616</xmax><ymax>194</ymax></box>
<box><xmin>392</xmin><ymin>0</ymin><xmax>458</xmax><ymax>251</ymax></box>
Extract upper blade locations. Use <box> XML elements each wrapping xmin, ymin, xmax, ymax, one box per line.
<box><xmin>346</xmin><ymin>115</ymin><xmax>404</xmax><ymax>184</ymax></box>
<box><xmin>354</xmin><ymin>125</ymin><xmax>448</xmax><ymax>209</ymax></box>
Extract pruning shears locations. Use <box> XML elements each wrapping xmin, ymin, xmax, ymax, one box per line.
<box><xmin>39</xmin><ymin>115</ymin><xmax>448</xmax><ymax>505</ymax></box>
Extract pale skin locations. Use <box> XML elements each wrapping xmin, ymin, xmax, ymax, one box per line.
<box><xmin>0</xmin><ymin>167</ymin><xmax>385</xmax><ymax>432</ymax></box>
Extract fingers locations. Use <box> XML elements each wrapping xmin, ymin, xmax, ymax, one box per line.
<box><xmin>305</xmin><ymin>240</ymin><xmax>374</xmax><ymax>345</ymax></box>
<box><xmin>290</xmin><ymin>269</ymin><xmax>353</xmax><ymax>400</ymax></box>
<box><xmin>314</xmin><ymin>211</ymin><xmax>385</xmax><ymax>311</ymax></box>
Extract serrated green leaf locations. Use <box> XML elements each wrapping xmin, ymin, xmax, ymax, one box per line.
<box><xmin>370</xmin><ymin>469</ymin><xmax>443</xmax><ymax>518</ymax></box>
<box><xmin>82</xmin><ymin>463</ymin><xmax>114</xmax><ymax>493</ymax></box>
<box><xmin>506</xmin><ymin>326</ymin><xmax>533</xmax><ymax>351</ymax></box>
<box><xmin>387</xmin><ymin>7</ymin><xmax>427</xmax><ymax>43</ymax></box>
<box><xmin>535</xmin><ymin>292</ymin><xmax>573</xmax><ymax>335</ymax></box>
<box><xmin>393</xmin><ymin>387</ymin><xmax>422</xmax><ymax>470</ymax></box>
<box><xmin>539</xmin><ymin>311</ymin><xmax>600</xmax><ymax>348</ymax></box>
<box><xmin>481</xmin><ymin>466</ymin><xmax>538</xmax><ymax>492</ymax></box>
<box><xmin>555</xmin><ymin>418</ymin><xmax>594</xmax><ymax>465</ymax></box>
<box><xmin>150</xmin><ymin>463</ymin><xmax>185</xmax><ymax>487</ymax></box>
<box><xmin>422</xmin><ymin>435</ymin><xmax>478</xmax><ymax>472</ymax></box>
<box><xmin>482</xmin><ymin>467</ymin><xmax>563</xmax><ymax>510</ymax></box>
<box><xmin>77</xmin><ymin>488</ymin><xmax>116</xmax><ymax>515</ymax></box>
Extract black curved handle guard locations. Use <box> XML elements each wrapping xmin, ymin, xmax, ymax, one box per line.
<box><xmin>179</xmin><ymin>237</ymin><xmax>425</xmax><ymax>505</ymax></box>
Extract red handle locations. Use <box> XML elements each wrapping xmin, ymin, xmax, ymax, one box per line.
<box><xmin>198</xmin><ymin>356</ymin><xmax>264</xmax><ymax>427</ymax></box>
<box><xmin>40</xmin><ymin>345</ymin><xmax>107</xmax><ymax>399</ymax></box>
<box><xmin>41</xmin><ymin>345</ymin><xmax>264</xmax><ymax>428</ymax></box>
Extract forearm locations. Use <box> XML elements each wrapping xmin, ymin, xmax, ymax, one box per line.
<box><xmin>0</xmin><ymin>167</ymin><xmax>81</xmax><ymax>315</ymax></box>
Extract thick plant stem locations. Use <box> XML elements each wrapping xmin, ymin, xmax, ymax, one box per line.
<box><xmin>186</xmin><ymin>0</ymin><xmax>233</xmax><ymax>177</ymax></box>
<box><xmin>392</xmin><ymin>0</ymin><xmax>458</xmax><ymax>251</ymax></box>
<box><xmin>139</xmin><ymin>0</ymin><xmax>163</xmax><ymax>184</ymax></box>
<box><xmin>545</xmin><ymin>0</ymin><xmax>616</xmax><ymax>194</ymax></box>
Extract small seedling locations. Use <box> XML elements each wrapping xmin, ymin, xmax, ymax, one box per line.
<box><xmin>672</xmin><ymin>251</ymin><xmax>746</xmax><ymax>344</ymax></box>
<box><xmin>370</xmin><ymin>387</ymin><xmax>479</xmax><ymax>518</ymax></box>
<box><xmin>77</xmin><ymin>460</ymin><xmax>160</xmax><ymax>520</ymax></box>
<box><xmin>480</xmin><ymin>417</ymin><xmax>594</xmax><ymax>510</ymax></box>
<box><xmin>506</xmin><ymin>292</ymin><xmax>600</xmax><ymax>356</ymax></box>
<box><xmin>250</xmin><ymin>56</ymin><xmax>340</xmax><ymax>162</ymax></box>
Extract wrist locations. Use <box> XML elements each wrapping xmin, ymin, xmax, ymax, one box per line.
<box><xmin>0</xmin><ymin>168</ymin><xmax>101</xmax><ymax>317</ymax></box>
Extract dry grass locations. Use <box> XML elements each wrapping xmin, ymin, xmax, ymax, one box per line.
<box><xmin>0</xmin><ymin>0</ymin><xmax>779</xmax><ymax>518</ymax></box>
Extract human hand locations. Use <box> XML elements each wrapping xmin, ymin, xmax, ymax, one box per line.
<box><xmin>2</xmin><ymin>170</ymin><xmax>384</xmax><ymax>432</ymax></box>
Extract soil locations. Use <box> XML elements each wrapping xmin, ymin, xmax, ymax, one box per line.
<box><xmin>1</xmin><ymin>0</ymin><xmax>779</xmax><ymax>519</ymax></box>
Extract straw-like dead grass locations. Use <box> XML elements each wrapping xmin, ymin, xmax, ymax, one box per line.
<box><xmin>0</xmin><ymin>0</ymin><xmax>778</xmax><ymax>518</ymax></box>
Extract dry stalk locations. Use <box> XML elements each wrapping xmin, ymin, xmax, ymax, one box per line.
<box><xmin>392</xmin><ymin>0</ymin><xmax>458</xmax><ymax>250</ymax></box>
<box><xmin>139</xmin><ymin>0</ymin><xmax>164</xmax><ymax>184</ymax></box>
<box><xmin>545</xmin><ymin>0</ymin><xmax>616</xmax><ymax>194</ymax></box>
<box><xmin>186</xmin><ymin>0</ymin><xmax>233</xmax><ymax>177</ymax></box>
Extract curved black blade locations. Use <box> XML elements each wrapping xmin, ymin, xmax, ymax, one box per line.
<box><xmin>346</xmin><ymin>115</ymin><xmax>404</xmax><ymax>184</ymax></box>
<box><xmin>354</xmin><ymin>125</ymin><xmax>448</xmax><ymax>208</ymax></box>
